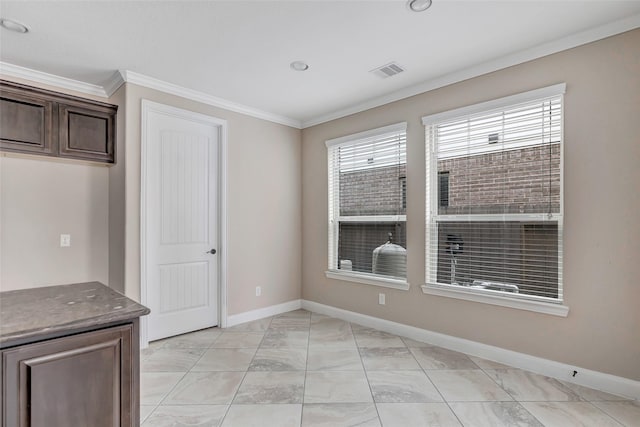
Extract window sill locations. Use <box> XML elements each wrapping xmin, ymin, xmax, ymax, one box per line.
<box><xmin>421</xmin><ymin>283</ymin><xmax>569</xmax><ymax>317</ymax></box>
<box><xmin>325</xmin><ymin>270</ymin><xmax>410</xmax><ymax>291</ymax></box>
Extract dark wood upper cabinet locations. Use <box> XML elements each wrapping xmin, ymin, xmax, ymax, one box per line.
<box><xmin>0</xmin><ymin>80</ymin><xmax>117</xmax><ymax>164</ymax></box>
<box><xmin>0</xmin><ymin>89</ymin><xmax>54</xmax><ymax>155</ymax></box>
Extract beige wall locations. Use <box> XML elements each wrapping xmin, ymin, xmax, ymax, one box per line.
<box><xmin>0</xmin><ymin>77</ymin><xmax>114</xmax><ymax>291</ymax></box>
<box><xmin>122</xmin><ymin>84</ymin><xmax>302</xmax><ymax>315</ymax></box>
<box><xmin>301</xmin><ymin>29</ymin><xmax>640</xmax><ymax>381</ymax></box>
<box><xmin>108</xmin><ymin>84</ymin><xmax>127</xmax><ymax>293</ymax></box>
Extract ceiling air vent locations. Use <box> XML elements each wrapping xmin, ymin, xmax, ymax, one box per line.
<box><xmin>370</xmin><ymin>62</ymin><xmax>405</xmax><ymax>79</ymax></box>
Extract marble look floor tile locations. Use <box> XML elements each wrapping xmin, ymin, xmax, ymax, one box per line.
<box><xmin>560</xmin><ymin>381</ymin><xmax>631</xmax><ymax>401</ymax></box>
<box><xmin>360</xmin><ymin>347</ymin><xmax>421</xmax><ymax>370</ymax></box>
<box><xmin>376</xmin><ymin>403</ymin><xmax>462</xmax><ymax>427</ymax></box>
<box><xmin>141</xmin><ymin>348</ymin><xmax>205</xmax><ymax>372</ymax></box>
<box><xmin>142</xmin><ymin>405</ymin><xmax>227</xmax><ymax>427</ymax></box>
<box><xmin>308</xmin><ymin>333</ymin><xmax>357</xmax><ymax>349</ymax></box>
<box><xmin>301</xmin><ymin>403</ymin><xmax>381</xmax><ymax>427</ymax></box>
<box><xmin>468</xmin><ymin>355</ymin><xmax>513</xmax><ymax>370</ymax></box>
<box><xmin>485</xmin><ymin>369</ymin><xmax>581</xmax><ymax>401</ymax></box>
<box><xmin>306</xmin><ymin>347</ymin><xmax>363</xmax><ymax>371</ymax></box>
<box><xmin>153</xmin><ymin>328</ymin><xmax>222</xmax><ymax>349</ymax></box>
<box><xmin>310</xmin><ymin>317</ymin><xmax>351</xmax><ymax>329</ymax></box>
<box><xmin>221</xmin><ymin>404</ymin><xmax>302</xmax><ymax>427</ymax></box>
<box><xmin>427</xmin><ymin>370</ymin><xmax>513</xmax><ymax>402</ymax></box>
<box><xmin>191</xmin><ymin>348</ymin><xmax>256</xmax><ymax>371</ymax></box>
<box><xmin>310</xmin><ymin>322</ymin><xmax>353</xmax><ymax>341</ymax></box>
<box><xmin>366</xmin><ymin>370</ymin><xmax>443</xmax><ymax>403</ymax></box>
<box><xmin>268</xmin><ymin>317</ymin><xmax>311</xmax><ymax>331</ymax></box>
<box><xmin>354</xmin><ymin>329</ymin><xmax>406</xmax><ymax>347</ymax></box>
<box><xmin>163</xmin><ymin>371</ymin><xmax>245</xmax><ymax>405</ymax></box>
<box><xmin>401</xmin><ymin>337</ymin><xmax>433</xmax><ymax>347</ymax></box>
<box><xmin>234</xmin><ymin>371</ymin><xmax>305</xmax><ymax>404</ymax></box>
<box><xmin>410</xmin><ymin>346</ymin><xmax>479</xmax><ymax>370</ymax></box>
<box><xmin>349</xmin><ymin>323</ymin><xmax>371</xmax><ymax>332</ymax></box>
<box><xmin>140</xmin><ymin>372</ymin><xmax>184</xmax><ymax>405</ymax></box>
<box><xmin>277</xmin><ymin>309</ymin><xmax>311</xmax><ymax>319</ymax></box>
<box><xmin>304</xmin><ymin>371</ymin><xmax>373</xmax><ymax>403</ymax></box>
<box><xmin>225</xmin><ymin>317</ymin><xmax>272</xmax><ymax>332</ymax></box>
<box><xmin>140</xmin><ymin>405</ymin><xmax>156</xmax><ymax>424</ymax></box>
<box><xmin>310</xmin><ymin>312</ymin><xmax>331</xmax><ymax>322</ymax></box>
<box><xmin>449</xmin><ymin>402</ymin><xmax>543</xmax><ymax>427</ymax></box>
<box><xmin>249</xmin><ymin>347</ymin><xmax>307</xmax><ymax>371</ymax></box>
<box><xmin>260</xmin><ymin>330</ymin><xmax>309</xmax><ymax>347</ymax></box>
<box><xmin>592</xmin><ymin>401</ymin><xmax>640</xmax><ymax>426</ymax></box>
<box><xmin>211</xmin><ymin>332</ymin><xmax>264</xmax><ymax>348</ymax></box>
<box><xmin>521</xmin><ymin>402</ymin><xmax>624</xmax><ymax>427</ymax></box>
<box><xmin>141</xmin><ymin>340</ymin><xmax>165</xmax><ymax>358</ymax></box>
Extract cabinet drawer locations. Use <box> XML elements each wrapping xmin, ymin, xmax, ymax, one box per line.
<box><xmin>1</xmin><ymin>324</ymin><xmax>133</xmax><ymax>427</ymax></box>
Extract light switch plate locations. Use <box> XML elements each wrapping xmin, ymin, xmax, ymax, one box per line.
<box><xmin>60</xmin><ymin>234</ymin><xmax>71</xmax><ymax>247</ymax></box>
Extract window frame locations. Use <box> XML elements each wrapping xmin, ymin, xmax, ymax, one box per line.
<box><xmin>325</xmin><ymin>122</ymin><xmax>410</xmax><ymax>291</ymax></box>
<box><xmin>421</xmin><ymin>84</ymin><xmax>569</xmax><ymax>316</ymax></box>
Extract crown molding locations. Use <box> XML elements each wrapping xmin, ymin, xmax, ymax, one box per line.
<box><xmin>0</xmin><ymin>62</ymin><xmax>109</xmax><ymax>98</ymax></box>
<box><xmin>0</xmin><ymin>63</ymin><xmax>301</xmax><ymax>128</ymax></box>
<box><xmin>301</xmin><ymin>13</ymin><xmax>640</xmax><ymax>128</ymax></box>
<box><xmin>103</xmin><ymin>71</ymin><xmax>126</xmax><ymax>97</ymax></box>
<box><xmin>120</xmin><ymin>70</ymin><xmax>302</xmax><ymax>129</ymax></box>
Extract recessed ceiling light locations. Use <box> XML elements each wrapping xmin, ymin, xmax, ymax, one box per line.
<box><xmin>290</xmin><ymin>61</ymin><xmax>309</xmax><ymax>72</ymax></box>
<box><xmin>407</xmin><ymin>0</ymin><xmax>432</xmax><ymax>12</ymax></box>
<box><xmin>0</xmin><ymin>18</ymin><xmax>29</xmax><ymax>33</ymax></box>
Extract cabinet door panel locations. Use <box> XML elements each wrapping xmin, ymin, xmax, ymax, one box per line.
<box><xmin>0</xmin><ymin>94</ymin><xmax>54</xmax><ymax>154</ymax></box>
<box><xmin>58</xmin><ymin>103</ymin><xmax>115</xmax><ymax>163</ymax></box>
<box><xmin>2</xmin><ymin>324</ymin><xmax>133</xmax><ymax>427</ymax></box>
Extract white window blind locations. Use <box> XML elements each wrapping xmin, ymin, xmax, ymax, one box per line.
<box><xmin>423</xmin><ymin>85</ymin><xmax>564</xmax><ymax>303</ymax></box>
<box><xmin>327</xmin><ymin>123</ymin><xmax>407</xmax><ymax>280</ymax></box>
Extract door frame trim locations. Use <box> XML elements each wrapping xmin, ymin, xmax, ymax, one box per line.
<box><xmin>139</xmin><ymin>99</ymin><xmax>228</xmax><ymax>347</ymax></box>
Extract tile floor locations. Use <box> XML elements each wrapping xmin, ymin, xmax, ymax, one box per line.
<box><xmin>141</xmin><ymin>310</ymin><xmax>639</xmax><ymax>426</ymax></box>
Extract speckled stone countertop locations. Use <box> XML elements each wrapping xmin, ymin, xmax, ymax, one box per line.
<box><xmin>0</xmin><ymin>281</ymin><xmax>150</xmax><ymax>348</ymax></box>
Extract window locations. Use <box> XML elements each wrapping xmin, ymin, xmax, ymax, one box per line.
<box><xmin>326</xmin><ymin>122</ymin><xmax>408</xmax><ymax>289</ymax></box>
<box><xmin>422</xmin><ymin>84</ymin><xmax>567</xmax><ymax>314</ymax></box>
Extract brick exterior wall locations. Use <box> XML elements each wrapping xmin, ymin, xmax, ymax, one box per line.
<box><xmin>339</xmin><ymin>164</ymin><xmax>406</xmax><ymax>216</ymax></box>
<box><xmin>438</xmin><ymin>144</ymin><xmax>561</xmax><ymax>215</ymax></box>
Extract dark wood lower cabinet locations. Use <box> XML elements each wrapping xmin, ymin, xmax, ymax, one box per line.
<box><xmin>1</xmin><ymin>323</ymin><xmax>138</xmax><ymax>427</ymax></box>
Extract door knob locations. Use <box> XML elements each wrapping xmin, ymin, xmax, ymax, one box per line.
<box><xmin>206</xmin><ymin>249</ymin><xmax>217</xmax><ymax>255</ymax></box>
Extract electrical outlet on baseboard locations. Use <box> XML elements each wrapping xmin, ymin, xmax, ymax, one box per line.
<box><xmin>256</xmin><ymin>286</ymin><xmax>262</xmax><ymax>297</ymax></box>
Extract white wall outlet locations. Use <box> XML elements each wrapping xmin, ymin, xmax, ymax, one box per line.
<box><xmin>256</xmin><ymin>286</ymin><xmax>261</xmax><ymax>297</ymax></box>
<box><xmin>379</xmin><ymin>293</ymin><xmax>386</xmax><ymax>305</ymax></box>
<box><xmin>60</xmin><ymin>234</ymin><xmax>71</xmax><ymax>247</ymax></box>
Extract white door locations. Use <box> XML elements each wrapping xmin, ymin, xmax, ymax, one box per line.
<box><xmin>143</xmin><ymin>102</ymin><xmax>220</xmax><ymax>341</ymax></box>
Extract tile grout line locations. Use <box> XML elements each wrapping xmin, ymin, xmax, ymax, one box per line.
<box><xmin>403</xmin><ymin>341</ymin><xmax>467</xmax><ymax>427</ymax></box>
<box><xmin>141</xmin><ymin>327</ymin><xmax>224</xmax><ymax>424</ymax></box>
<box><xmin>223</xmin><ymin>316</ymin><xmax>272</xmax><ymax>425</ymax></box>
<box><xmin>352</xmin><ymin>323</ymin><xmax>385</xmax><ymax>426</ymax></box>
<box><xmin>300</xmin><ymin>311</ymin><xmax>312</xmax><ymax>427</ymax></box>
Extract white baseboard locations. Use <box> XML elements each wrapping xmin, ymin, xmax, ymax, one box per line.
<box><xmin>226</xmin><ymin>299</ymin><xmax>302</xmax><ymax>327</ymax></box>
<box><xmin>301</xmin><ymin>299</ymin><xmax>640</xmax><ymax>400</ymax></box>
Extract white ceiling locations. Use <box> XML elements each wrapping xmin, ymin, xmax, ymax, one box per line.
<box><xmin>1</xmin><ymin>1</ymin><xmax>640</xmax><ymax>128</ymax></box>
